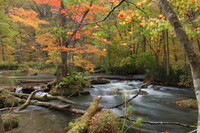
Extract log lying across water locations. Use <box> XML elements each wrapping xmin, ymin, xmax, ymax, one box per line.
<box><xmin>3</xmin><ymin>90</ymin><xmax>84</xmax><ymax>114</ymax></box>
<box><xmin>8</xmin><ymin>91</ymin><xmax>77</xmax><ymax>105</ymax></box>
<box><xmin>18</xmin><ymin>79</ymin><xmax>54</xmax><ymax>84</ymax></box>
<box><xmin>67</xmin><ymin>96</ymin><xmax>102</xmax><ymax>133</ymax></box>
<box><xmin>18</xmin><ymin>99</ymin><xmax>85</xmax><ymax>114</ymax></box>
<box><xmin>88</xmin><ymin>75</ymin><xmax>144</xmax><ymax>81</ymax></box>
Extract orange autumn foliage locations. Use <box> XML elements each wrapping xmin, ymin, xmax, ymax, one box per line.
<box><xmin>9</xmin><ymin>8</ymin><xmax>49</xmax><ymax>29</ymax></box>
<box><xmin>75</xmin><ymin>59</ymin><xmax>95</xmax><ymax>71</ymax></box>
<box><xmin>33</xmin><ymin>0</ymin><xmax>61</xmax><ymax>7</ymax></box>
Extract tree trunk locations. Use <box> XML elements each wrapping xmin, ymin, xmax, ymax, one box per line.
<box><xmin>159</xmin><ymin>0</ymin><xmax>200</xmax><ymax>132</ymax></box>
<box><xmin>56</xmin><ymin>1</ymin><xmax>70</xmax><ymax>82</ymax></box>
<box><xmin>142</xmin><ymin>36</ymin><xmax>147</xmax><ymax>52</ymax></box>
<box><xmin>166</xmin><ymin>30</ymin><xmax>170</xmax><ymax>76</ymax></box>
<box><xmin>0</xmin><ymin>43</ymin><xmax>5</xmax><ymax>61</ymax></box>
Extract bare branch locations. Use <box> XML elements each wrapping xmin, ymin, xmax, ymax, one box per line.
<box><xmin>86</xmin><ymin>0</ymin><xmax>126</xmax><ymax>25</ymax></box>
<box><xmin>125</xmin><ymin>0</ymin><xmax>148</xmax><ymax>17</ymax></box>
<box><xmin>108</xmin><ymin>81</ymin><xmax>150</xmax><ymax>109</ymax></box>
<box><xmin>121</xmin><ymin>116</ymin><xmax>196</xmax><ymax>128</ymax></box>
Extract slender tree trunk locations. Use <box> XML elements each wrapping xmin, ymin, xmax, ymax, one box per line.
<box><xmin>142</xmin><ymin>36</ymin><xmax>146</xmax><ymax>52</ymax></box>
<box><xmin>159</xmin><ymin>0</ymin><xmax>200</xmax><ymax>132</ymax></box>
<box><xmin>166</xmin><ymin>30</ymin><xmax>170</xmax><ymax>76</ymax></box>
<box><xmin>0</xmin><ymin>43</ymin><xmax>5</xmax><ymax>61</ymax></box>
<box><xmin>197</xmin><ymin>39</ymin><xmax>200</xmax><ymax>52</ymax></box>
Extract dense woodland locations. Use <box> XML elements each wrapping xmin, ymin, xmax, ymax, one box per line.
<box><xmin>0</xmin><ymin>0</ymin><xmax>199</xmax><ymax>133</ymax></box>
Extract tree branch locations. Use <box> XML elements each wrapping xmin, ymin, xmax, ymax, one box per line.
<box><xmin>108</xmin><ymin>81</ymin><xmax>150</xmax><ymax>109</ymax></box>
<box><xmin>125</xmin><ymin>0</ymin><xmax>148</xmax><ymax>17</ymax></box>
<box><xmin>121</xmin><ymin>116</ymin><xmax>196</xmax><ymax>128</ymax></box>
<box><xmin>86</xmin><ymin>0</ymin><xmax>126</xmax><ymax>25</ymax></box>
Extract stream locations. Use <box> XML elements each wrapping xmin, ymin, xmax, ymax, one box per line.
<box><xmin>0</xmin><ymin>71</ymin><xmax>197</xmax><ymax>133</ymax></box>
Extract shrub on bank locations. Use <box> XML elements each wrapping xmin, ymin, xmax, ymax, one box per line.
<box><xmin>50</xmin><ymin>73</ymin><xmax>91</xmax><ymax>96</ymax></box>
<box><xmin>0</xmin><ymin>62</ymin><xmax>18</xmax><ymax>70</ymax></box>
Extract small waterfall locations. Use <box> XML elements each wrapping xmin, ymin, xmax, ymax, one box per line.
<box><xmin>15</xmin><ymin>87</ymin><xmax>23</xmax><ymax>93</ymax></box>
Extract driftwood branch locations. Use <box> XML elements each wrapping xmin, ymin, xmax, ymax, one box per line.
<box><xmin>121</xmin><ymin>116</ymin><xmax>196</xmax><ymax>128</ymax></box>
<box><xmin>109</xmin><ymin>81</ymin><xmax>149</xmax><ymax>108</ymax></box>
<box><xmin>67</xmin><ymin>96</ymin><xmax>102</xmax><ymax>133</ymax></box>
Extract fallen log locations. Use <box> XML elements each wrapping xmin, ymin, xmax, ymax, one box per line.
<box><xmin>88</xmin><ymin>75</ymin><xmax>144</xmax><ymax>81</ymax></box>
<box><xmin>67</xmin><ymin>96</ymin><xmax>102</xmax><ymax>133</ymax></box>
<box><xmin>19</xmin><ymin>89</ymin><xmax>44</xmax><ymax>111</ymax></box>
<box><xmin>18</xmin><ymin>99</ymin><xmax>85</xmax><ymax>114</ymax></box>
<box><xmin>17</xmin><ymin>79</ymin><xmax>53</xmax><ymax>84</ymax></box>
<box><xmin>7</xmin><ymin>91</ymin><xmax>77</xmax><ymax>105</ymax></box>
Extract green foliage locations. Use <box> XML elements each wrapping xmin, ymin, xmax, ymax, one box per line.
<box><xmin>125</xmin><ymin>105</ymin><xmax>134</xmax><ymax>116</ymax></box>
<box><xmin>134</xmin><ymin>53</ymin><xmax>157</xmax><ymax>76</ymax></box>
<box><xmin>17</xmin><ymin>62</ymin><xmax>56</xmax><ymax>73</ymax></box>
<box><xmin>0</xmin><ymin>62</ymin><xmax>18</xmax><ymax>70</ymax></box>
<box><xmin>56</xmin><ymin>73</ymin><xmax>89</xmax><ymax>88</ymax></box>
<box><xmin>133</xmin><ymin>117</ymin><xmax>143</xmax><ymax>127</ymax></box>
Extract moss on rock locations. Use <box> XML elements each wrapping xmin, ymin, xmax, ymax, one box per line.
<box><xmin>2</xmin><ymin>113</ymin><xmax>19</xmax><ymax>131</ymax></box>
<box><xmin>88</xmin><ymin>111</ymin><xmax>118</xmax><ymax>133</ymax></box>
<box><xmin>50</xmin><ymin>74</ymin><xmax>90</xmax><ymax>97</ymax></box>
<box><xmin>0</xmin><ymin>90</ymin><xmax>18</xmax><ymax>108</ymax></box>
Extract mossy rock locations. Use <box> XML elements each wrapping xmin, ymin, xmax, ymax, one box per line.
<box><xmin>90</xmin><ymin>78</ymin><xmax>110</xmax><ymax>85</ymax></box>
<box><xmin>2</xmin><ymin>114</ymin><xmax>19</xmax><ymax>131</ymax></box>
<box><xmin>0</xmin><ymin>90</ymin><xmax>19</xmax><ymax>108</ymax></box>
<box><xmin>50</xmin><ymin>84</ymin><xmax>82</xmax><ymax>97</ymax></box>
<box><xmin>88</xmin><ymin>111</ymin><xmax>118</xmax><ymax>133</ymax></box>
<box><xmin>176</xmin><ymin>99</ymin><xmax>197</xmax><ymax>109</ymax></box>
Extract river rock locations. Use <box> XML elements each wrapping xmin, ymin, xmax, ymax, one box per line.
<box><xmin>80</xmin><ymin>90</ymin><xmax>90</xmax><ymax>95</ymax></box>
<box><xmin>176</xmin><ymin>99</ymin><xmax>197</xmax><ymax>109</ymax></box>
<box><xmin>134</xmin><ymin>90</ymin><xmax>149</xmax><ymax>95</ymax></box>
<box><xmin>90</xmin><ymin>78</ymin><xmax>110</xmax><ymax>84</ymax></box>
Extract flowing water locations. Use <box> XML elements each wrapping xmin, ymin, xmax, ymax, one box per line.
<box><xmin>0</xmin><ymin>71</ymin><xmax>197</xmax><ymax>133</ymax></box>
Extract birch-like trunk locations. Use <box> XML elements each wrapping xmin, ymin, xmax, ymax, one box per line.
<box><xmin>159</xmin><ymin>0</ymin><xmax>200</xmax><ymax>132</ymax></box>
